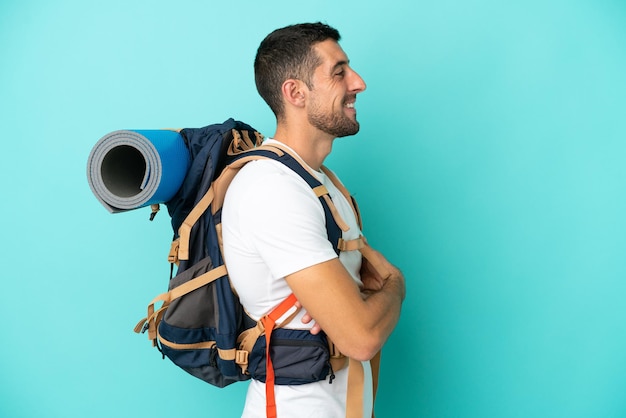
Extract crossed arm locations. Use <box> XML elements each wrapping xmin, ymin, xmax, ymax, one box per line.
<box><xmin>285</xmin><ymin>245</ymin><xmax>405</xmax><ymax>361</ymax></box>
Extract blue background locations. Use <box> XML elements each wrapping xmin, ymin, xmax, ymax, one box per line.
<box><xmin>1</xmin><ymin>0</ymin><xmax>625</xmax><ymax>417</ymax></box>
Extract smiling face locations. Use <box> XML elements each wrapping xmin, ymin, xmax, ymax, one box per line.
<box><xmin>306</xmin><ymin>40</ymin><xmax>367</xmax><ymax>138</ymax></box>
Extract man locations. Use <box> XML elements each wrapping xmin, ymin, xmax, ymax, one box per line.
<box><xmin>222</xmin><ymin>22</ymin><xmax>405</xmax><ymax>417</ymax></box>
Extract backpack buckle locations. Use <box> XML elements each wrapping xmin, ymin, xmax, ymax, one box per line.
<box><xmin>235</xmin><ymin>349</ymin><xmax>249</xmax><ymax>365</ymax></box>
<box><xmin>168</xmin><ymin>238</ymin><xmax>180</xmax><ymax>264</ymax></box>
<box><xmin>236</xmin><ymin>350</ymin><xmax>249</xmax><ymax>374</ymax></box>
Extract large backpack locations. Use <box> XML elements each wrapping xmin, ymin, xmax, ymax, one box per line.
<box><xmin>134</xmin><ymin>119</ymin><xmax>368</xmax><ymax>415</ymax></box>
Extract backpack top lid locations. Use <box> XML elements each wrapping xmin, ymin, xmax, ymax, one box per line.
<box><xmin>165</xmin><ymin>119</ymin><xmax>261</xmax><ymax>239</ymax></box>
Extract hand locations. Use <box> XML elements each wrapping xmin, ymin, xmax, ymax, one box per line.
<box><xmin>296</xmin><ymin>301</ymin><xmax>323</xmax><ymax>335</ymax></box>
<box><xmin>360</xmin><ymin>244</ymin><xmax>406</xmax><ymax>300</ymax></box>
<box><xmin>360</xmin><ymin>257</ymin><xmax>385</xmax><ymax>292</ymax></box>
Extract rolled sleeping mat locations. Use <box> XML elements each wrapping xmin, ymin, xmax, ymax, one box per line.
<box><xmin>87</xmin><ymin>129</ymin><xmax>191</xmax><ymax>213</ymax></box>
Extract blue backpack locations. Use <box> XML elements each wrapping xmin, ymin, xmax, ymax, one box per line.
<box><xmin>134</xmin><ymin>119</ymin><xmax>363</xmax><ymax>391</ymax></box>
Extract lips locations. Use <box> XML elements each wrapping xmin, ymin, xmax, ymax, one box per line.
<box><xmin>344</xmin><ymin>95</ymin><xmax>357</xmax><ymax>109</ymax></box>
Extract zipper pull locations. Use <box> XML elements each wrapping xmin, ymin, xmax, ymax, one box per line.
<box><xmin>328</xmin><ymin>361</ymin><xmax>335</xmax><ymax>384</ymax></box>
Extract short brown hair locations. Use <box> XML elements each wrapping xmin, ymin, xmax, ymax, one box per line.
<box><xmin>254</xmin><ymin>22</ymin><xmax>341</xmax><ymax>118</ymax></box>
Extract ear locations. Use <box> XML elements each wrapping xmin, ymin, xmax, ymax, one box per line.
<box><xmin>281</xmin><ymin>79</ymin><xmax>307</xmax><ymax>108</ymax></box>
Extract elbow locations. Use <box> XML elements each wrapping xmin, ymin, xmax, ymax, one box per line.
<box><xmin>350</xmin><ymin>347</ymin><xmax>381</xmax><ymax>362</ymax></box>
<box><xmin>333</xmin><ymin>331</ymin><xmax>385</xmax><ymax>362</ymax></box>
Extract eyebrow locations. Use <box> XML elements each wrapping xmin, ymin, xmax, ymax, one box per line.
<box><xmin>331</xmin><ymin>60</ymin><xmax>349</xmax><ymax>72</ymax></box>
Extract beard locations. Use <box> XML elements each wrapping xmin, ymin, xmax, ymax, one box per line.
<box><xmin>307</xmin><ymin>98</ymin><xmax>360</xmax><ymax>138</ymax></box>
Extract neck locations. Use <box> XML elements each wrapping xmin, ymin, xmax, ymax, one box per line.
<box><xmin>272</xmin><ymin>121</ymin><xmax>334</xmax><ymax>171</ymax></box>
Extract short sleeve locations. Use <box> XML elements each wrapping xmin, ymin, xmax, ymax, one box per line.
<box><xmin>227</xmin><ymin>160</ymin><xmax>338</xmax><ymax>278</ymax></box>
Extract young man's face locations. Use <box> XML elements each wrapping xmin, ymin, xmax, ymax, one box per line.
<box><xmin>306</xmin><ymin>40</ymin><xmax>367</xmax><ymax>138</ymax></box>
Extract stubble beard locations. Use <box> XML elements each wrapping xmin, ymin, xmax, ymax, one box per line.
<box><xmin>308</xmin><ymin>100</ymin><xmax>360</xmax><ymax>138</ymax></box>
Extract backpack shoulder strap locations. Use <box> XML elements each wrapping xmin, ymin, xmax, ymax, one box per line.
<box><xmin>319</xmin><ymin>165</ymin><xmax>366</xmax><ymax>253</ymax></box>
<box><xmin>255</xmin><ymin>143</ymin><xmax>351</xmax><ymax>232</ymax></box>
<box><xmin>212</xmin><ymin>143</ymin><xmax>349</xmax><ymax>255</ymax></box>
<box><xmin>320</xmin><ymin>165</ymin><xmax>362</xmax><ymax>229</ymax></box>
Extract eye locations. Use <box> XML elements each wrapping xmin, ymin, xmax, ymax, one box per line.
<box><xmin>334</xmin><ymin>70</ymin><xmax>345</xmax><ymax>78</ymax></box>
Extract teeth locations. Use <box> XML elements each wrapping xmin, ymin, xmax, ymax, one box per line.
<box><xmin>345</xmin><ymin>102</ymin><xmax>355</xmax><ymax>108</ymax></box>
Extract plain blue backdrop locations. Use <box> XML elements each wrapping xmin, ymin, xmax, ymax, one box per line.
<box><xmin>1</xmin><ymin>0</ymin><xmax>625</xmax><ymax>417</ymax></box>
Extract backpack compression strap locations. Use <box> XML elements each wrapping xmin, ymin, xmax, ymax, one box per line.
<box><xmin>133</xmin><ymin>264</ymin><xmax>228</xmax><ymax>343</ymax></box>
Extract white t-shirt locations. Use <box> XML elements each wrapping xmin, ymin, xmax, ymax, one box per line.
<box><xmin>222</xmin><ymin>140</ymin><xmax>372</xmax><ymax>418</ymax></box>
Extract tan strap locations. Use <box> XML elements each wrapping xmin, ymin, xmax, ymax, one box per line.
<box><xmin>147</xmin><ymin>306</ymin><xmax>168</xmax><ymax>341</ymax></box>
<box><xmin>159</xmin><ymin>333</ymin><xmax>216</xmax><ymax>350</ymax></box>
<box><xmin>321</xmin><ymin>194</ymin><xmax>350</xmax><ymax>232</ymax></box>
<box><xmin>350</xmin><ymin>195</ymin><xmax>363</xmax><ymax>230</ymax></box>
<box><xmin>175</xmin><ymin>146</ymin><xmax>284</xmax><ymax>264</ymax></box>
<box><xmin>345</xmin><ymin>353</ymin><xmax>381</xmax><ymax>418</ymax></box>
<box><xmin>134</xmin><ymin>318</ymin><xmax>146</xmax><ymax>334</ymax></box>
<box><xmin>215</xmin><ymin>222</ymin><xmax>225</xmax><ymax>259</ymax></box>
<box><xmin>320</xmin><ymin>165</ymin><xmax>375</xmax><ymax>417</ymax></box>
<box><xmin>236</xmin><ymin>322</ymin><xmax>265</xmax><ymax>374</ymax></box>
<box><xmin>178</xmin><ymin>186</ymin><xmax>216</xmax><ymax>261</ymax></box>
<box><xmin>346</xmin><ymin>358</ymin><xmax>365</xmax><ymax>418</ymax></box>
<box><xmin>228</xmin><ymin>128</ymin><xmax>264</xmax><ymax>156</ymax></box>
<box><xmin>264</xmin><ymin>142</ymin><xmax>352</xmax><ymax>233</ymax></box>
<box><xmin>175</xmin><ymin>132</ymin><xmax>267</xmax><ymax>263</ymax></box>
<box><xmin>237</xmin><ymin>321</ymin><xmax>266</xmax><ymax>358</ymax></box>
<box><xmin>235</xmin><ymin>290</ymin><xmax>301</xmax><ymax>374</ymax></box>
<box><xmin>370</xmin><ymin>351</ymin><xmax>382</xmax><ymax>418</ymax></box>
<box><xmin>159</xmin><ymin>336</ymin><xmax>248</xmax><ymax>371</ymax></box>
<box><xmin>159</xmin><ymin>335</ymin><xmax>248</xmax><ymax>369</ymax></box>
<box><xmin>169</xmin><ymin>264</ymin><xmax>227</xmax><ymax>302</ymax></box>
<box><xmin>320</xmin><ymin>166</ymin><xmax>363</xmax><ymax>229</ymax></box>
<box><xmin>133</xmin><ymin>302</ymin><xmax>169</xmax><ymax>343</ymax></box>
<box><xmin>217</xmin><ymin>347</ymin><xmax>237</xmax><ymax>361</ymax></box>
<box><xmin>235</xmin><ymin>349</ymin><xmax>249</xmax><ymax>370</ymax></box>
<box><xmin>359</xmin><ymin>243</ymin><xmax>393</xmax><ymax>281</ymax></box>
<box><xmin>253</xmin><ymin>143</ymin><xmax>286</xmax><ymax>158</ymax></box>
<box><xmin>134</xmin><ymin>265</ymin><xmax>228</xmax><ymax>341</ymax></box>
<box><xmin>330</xmin><ymin>356</ymin><xmax>348</xmax><ymax>376</ymax></box>
<box><xmin>175</xmin><ymin>143</ymin><xmax>358</xmax><ymax>264</ymax></box>
<box><xmin>312</xmin><ymin>185</ymin><xmax>328</xmax><ymax>197</ymax></box>
<box><xmin>328</xmin><ymin>339</ymin><xmax>348</xmax><ymax>374</ymax></box>
<box><xmin>338</xmin><ymin>236</ymin><xmax>365</xmax><ymax>252</ymax></box>
<box><xmin>210</xmin><ymin>147</ymin><xmax>283</xmax><ymax>216</ymax></box>
<box><xmin>231</xmin><ymin>129</ymin><xmax>254</xmax><ymax>152</ymax></box>
<box><xmin>235</xmin><ymin>296</ymin><xmax>301</xmax><ymax>370</ymax></box>
<box><xmin>312</xmin><ymin>185</ymin><xmax>351</xmax><ymax>232</ymax></box>
<box><xmin>168</xmin><ymin>238</ymin><xmax>180</xmax><ymax>265</ymax></box>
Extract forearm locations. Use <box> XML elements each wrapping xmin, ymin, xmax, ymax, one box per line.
<box><xmin>285</xmin><ymin>258</ymin><xmax>405</xmax><ymax>361</ymax></box>
<box><xmin>357</xmin><ymin>267</ymin><xmax>405</xmax><ymax>358</ymax></box>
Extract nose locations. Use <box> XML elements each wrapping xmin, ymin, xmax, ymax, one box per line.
<box><xmin>349</xmin><ymin>68</ymin><xmax>366</xmax><ymax>93</ymax></box>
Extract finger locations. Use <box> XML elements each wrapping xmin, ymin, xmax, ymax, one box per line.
<box><xmin>310</xmin><ymin>322</ymin><xmax>322</xmax><ymax>335</ymax></box>
<box><xmin>301</xmin><ymin>312</ymin><xmax>313</xmax><ymax>324</ymax></box>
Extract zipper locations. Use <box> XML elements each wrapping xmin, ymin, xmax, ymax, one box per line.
<box><xmin>270</xmin><ymin>338</ymin><xmax>327</xmax><ymax>348</ymax></box>
<box><xmin>269</xmin><ymin>338</ymin><xmax>334</xmax><ymax>383</ymax></box>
